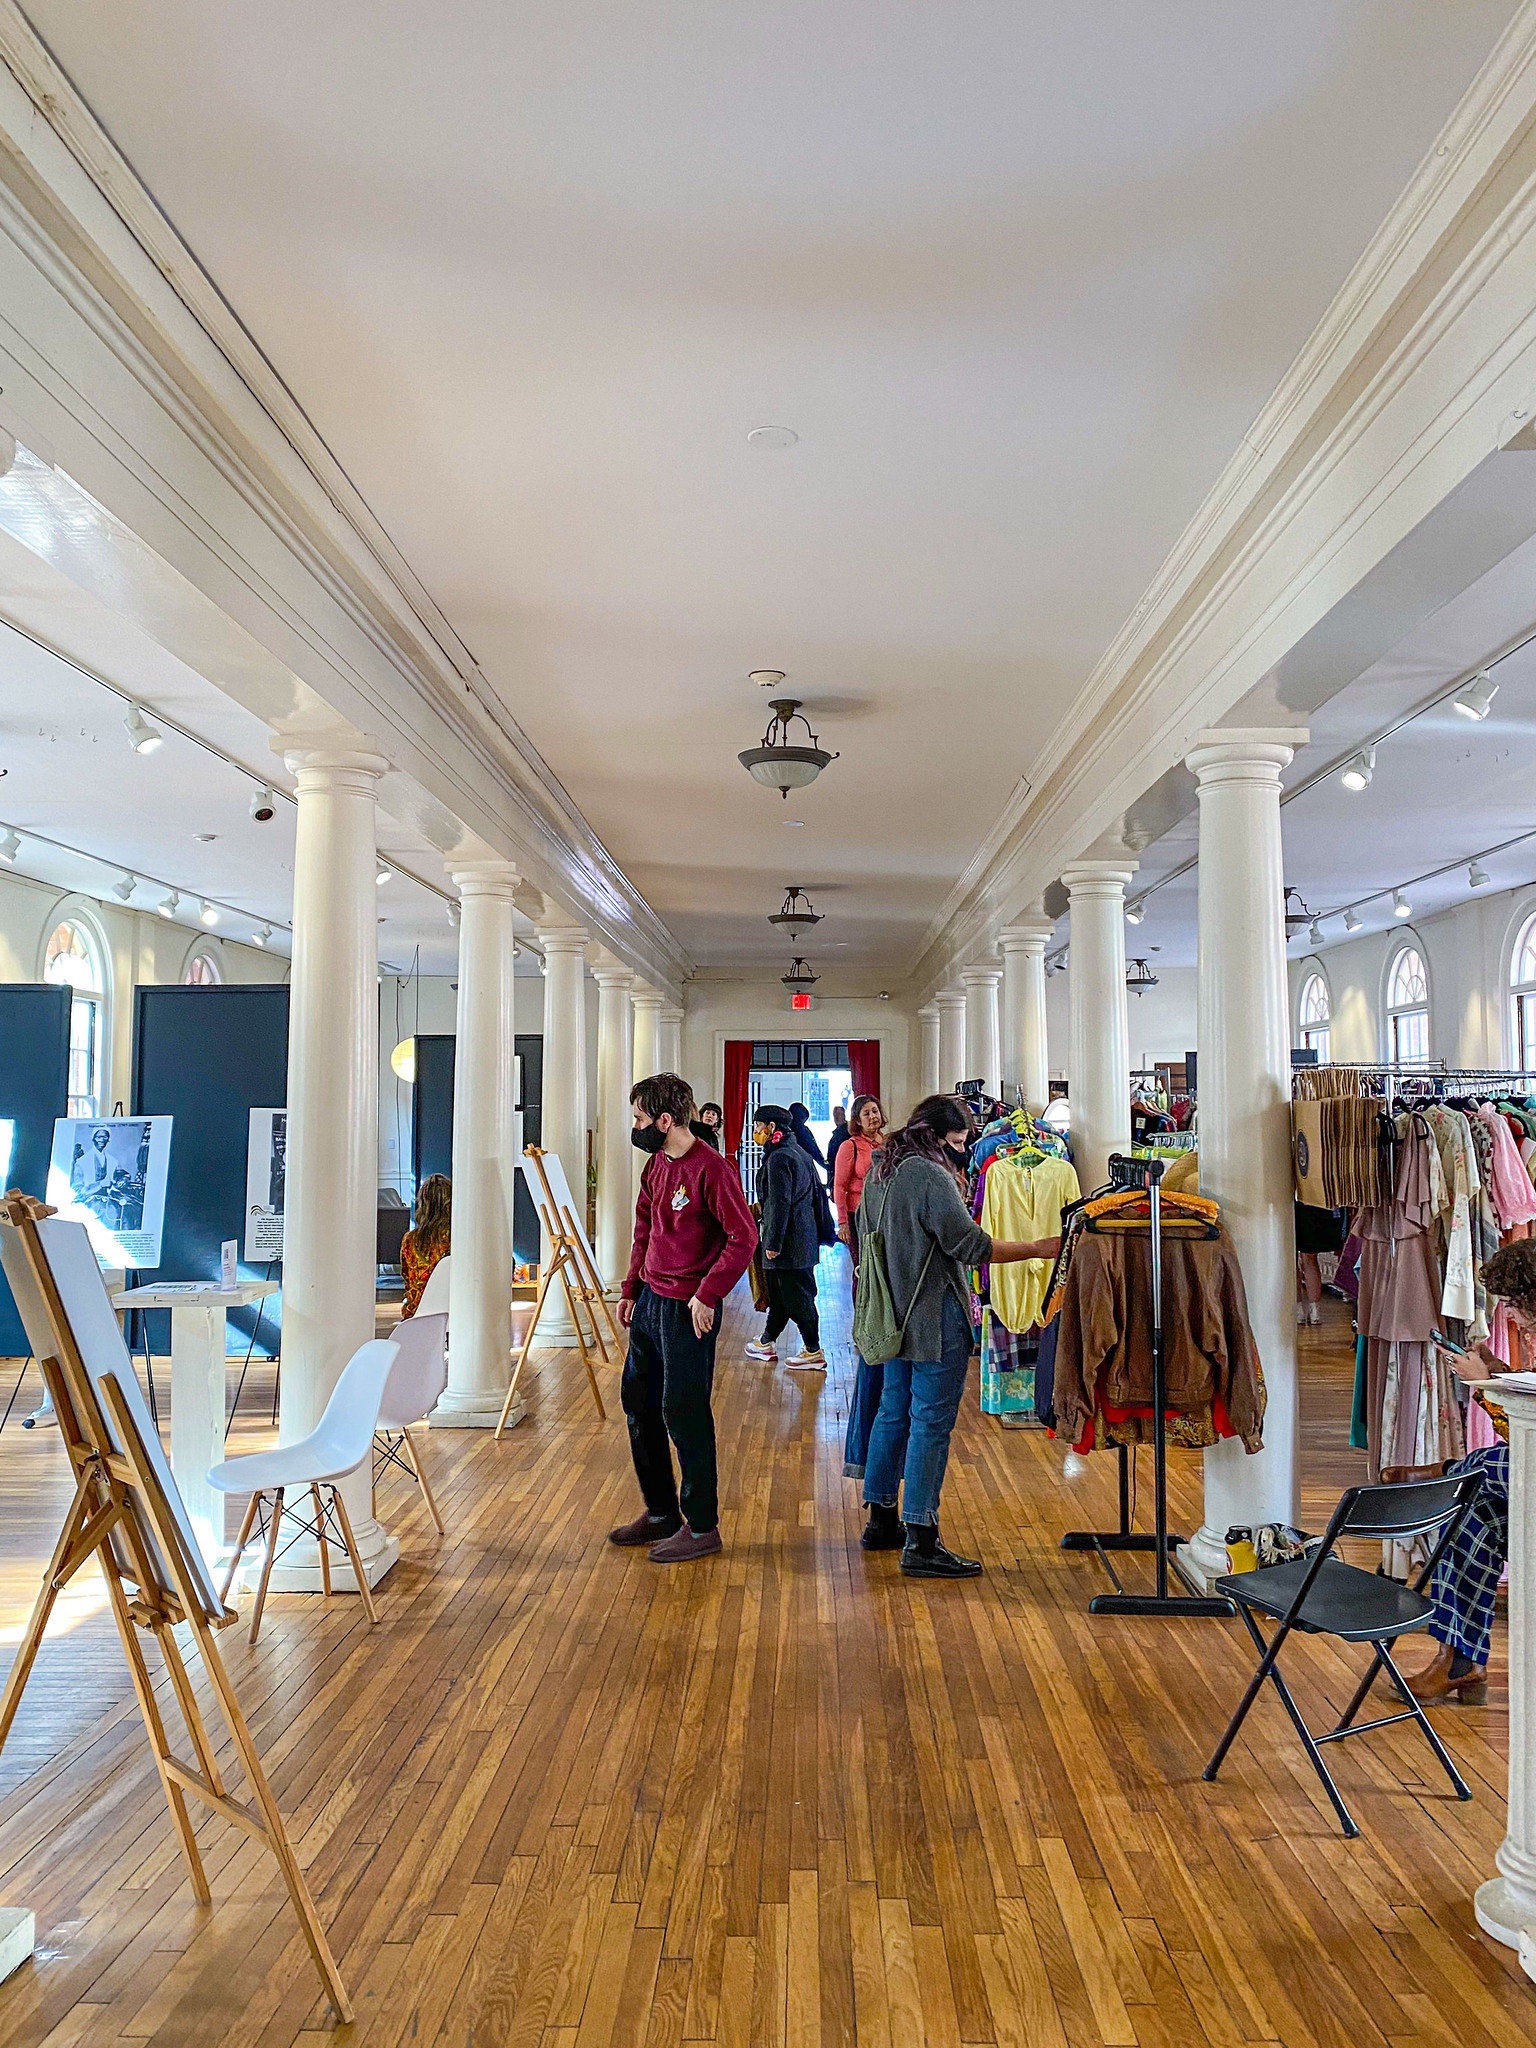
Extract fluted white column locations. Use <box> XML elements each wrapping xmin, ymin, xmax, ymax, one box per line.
<box><xmin>594</xmin><ymin>960</ymin><xmax>635</xmax><ymax>1294</ymax></box>
<box><xmin>1001</xmin><ymin>915</ymin><xmax>1055</xmax><ymax>1113</ymax></box>
<box><xmin>961</xmin><ymin>964</ymin><xmax>1002</xmax><ymax>1096</ymax></box>
<box><xmin>272</xmin><ymin>739</ymin><xmax>396</xmax><ymax>1590</ymax></box>
<box><xmin>534</xmin><ymin>920</ymin><xmax>589</xmax><ymax>1345</ymax></box>
<box><xmin>1174</xmin><ymin>732</ymin><xmax>1306</xmax><ymax>1588</ymax></box>
<box><xmin>918</xmin><ymin>1003</ymin><xmax>941</xmax><ymax>1100</ymax></box>
<box><xmin>1061</xmin><ymin>863</ymin><xmax>1136</xmax><ymax>1197</ymax></box>
<box><xmin>935</xmin><ymin>989</ymin><xmax>966</xmax><ymax>1096</ymax></box>
<box><xmin>1476</xmin><ymin>1381</ymin><xmax>1536</xmax><ymax>1952</ymax></box>
<box><xmin>434</xmin><ymin>862</ymin><xmax>519</xmax><ymax>1428</ymax></box>
<box><xmin>658</xmin><ymin>1002</ymin><xmax>684</xmax><ymax>1077</ymax></box>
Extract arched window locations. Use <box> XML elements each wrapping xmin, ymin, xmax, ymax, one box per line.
<box><xmin>1298</xmin><ymin>972</ymin><xmax>1331</xmax><ymax>1063</ymax></box>
<box><xmin>44</xmin><ymin>919</ymin><xmax>106</xmax><ymax>1116</ymax></box>
<box><xmin>183</xmin><ymin>951</ymin><xmax>222</xmax><ymax>987</ymax></box>
<box><xmin>1386</xmin><ymin>945</ymin><xmax>1430</xmax><ymax>1066</ymax></box>
<box><xmin>1510</xmin><ymin>913</ymin><xmax>1536</xmax><ymax>1072</ymax></box>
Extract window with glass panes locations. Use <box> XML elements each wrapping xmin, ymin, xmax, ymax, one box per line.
<box><xmin>183</xmin><ymin>952</ymin><xmax>221</xmax><ymax>986</ymax></box>
<box><xmin>1387</xmin><ymin>945</ymin><xmax>1430</xmax><ymax>1066</ymax></box>
<box><xmin>44</xmin><ymin>920</ymin><xmax>104</xmax><ymax>1115</ymax></box>
<box><xmin>1511</xmin><ymin>916</ymin><xmax>1536</xmax><ymax>1072</ymax></box>
<box><xmin>1298</xmin><ymin>972</ymin><xmax>1331</xmax><ymax>1064</ymax></box>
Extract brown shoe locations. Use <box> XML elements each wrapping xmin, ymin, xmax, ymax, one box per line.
<box><xmin>648</xmin><ymin>1526</ymin><xmax>723</xmax><ymax>1564</ymax></box>
<box><xmin>609</xmin><ymin>1511</ymin><xmax>682</xmax><ymax>1548</ymax></box>
<box><xmin>1405</xmin><ymin>1644</ymin><xmax>1487</xmax><ymax>1704</ymax></box>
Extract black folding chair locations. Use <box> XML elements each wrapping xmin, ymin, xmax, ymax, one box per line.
<box><xmin>1202</xmin><ymin>1473</ymin><xmax>1484</xmax><ymax>1837</ymax></box>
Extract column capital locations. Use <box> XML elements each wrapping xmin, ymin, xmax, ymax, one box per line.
<box><xmin>935</xmin><ymin>986</ymin><xmax>965</xmax><ymax>1006</ymax></box>
<box><xmin>277</xmin><ymin>736</ymin><xmax>389</xmax><ymax>789</ymax></box>
<box><xmin>658</xmin><ymin>1002</ymin><xmax>685</xmax><ymax>1023</ymax></box>
<box><xmin>960</xmin><ymin>963</ymin><xmax>1002</xmax><ymax>988</ymax></box>
<box><xmin>1000</xmin><ymin>919</ymin><xmax>1056</xmax><ymax>956</ymax></box>
<box><xmin>1185</xmin><ymin>727</ymin><xmax>1308</xmax><ymax>786</ymax></box>
<box><xmin>918</xmin><ymin>1000</ymin><xmax>940</xmax><ymax>1022</ymax></box>
<box><xmin>592</xmin><ymin>965</ymin><xmax>636</xmax><ymax>989</ymax></box>
<box><xmin>450</xmin><ymin>859</ymin><xmax>521</xmax><ymax>900</ymax></box>
<box><xmin>537</xmin><ymin>920</ymin><xmax>590</xmax><ymax>956</ymax></box>
<box><xmin>1060</xmin><ymin>861</ymin><xmax>1137</xmax><ymax>899</ymax></box>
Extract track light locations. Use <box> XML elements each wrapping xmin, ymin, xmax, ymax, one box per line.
<box><xmin>1125</xmin><ymin>900</ymin><xmax>1145</xmax><ymax>926</ymax></box>
<box><xmin>158</xmin><ymin>891</ymin><xmax>179</xmax><ymax>919</ymax></box>
<box><xmin>1469</xmin><ymin>861</ymin><xmax>1489</xmax><ymax>888</ymax></box>
<box><xmin>1309</xmin><ymin>920</ymin><xmax>1324</xmax><ymax>948</ymax></box>
<box><xmin>252</xmin><ymin>923</ymin><xmax>272</xmax><ymax>947</ymax></box>
<box><xmin>1344</xmin><ymin>908</ymin><xmax>1363</xmax><ymax>933</ymax></box>
<box><xmin>249</xmin><ymin>785</ymin><xmax>276</xmax><ymax>823</ymax></box>
<box><xmin>112</xmin><ymin>872</ymin><xmax>136</xmax><ymax>902</ymax></box>
<box><xmin>0</xmin><ymin>828</ymin><xmax>18</xmax><ymax>864</ymax></box>
<box><xmin>376</xmin><ymin>863</ymin><xmax>390</xmax><ymax>886</ymax></box>
<box><xmin>1392</xmin><ymin>890</ymin><xmax>1412</xmax><ymax>921</ymax></box>
<box><xmin>447</xmin><ymin>899</ymin><xmax>461</xmax><ymax>927</ymax></box>
<box><xmin>122</xmin><ymin>703</ymin><xmax>162</xmax><ymax>754</ymax></box>
<box><xmin>1340</xmin><ymin>747</ymin><xmax>1375</xmax><ymax>792</ymax></box>
<box><xmin>199</xmin><ymin>899</ymin><xmax>219</xmax><ymax>927</ymax></box>
<box><xmin>1452</xmin><ymin>671</ymin><xmax>1498</xmax><ymax>721</ymax></box>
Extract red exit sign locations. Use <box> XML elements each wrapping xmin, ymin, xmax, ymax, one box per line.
<box><xmin>789</xmin><ymin>991</ymin><xmax>815</xmax><ymax>1012</ymax></box>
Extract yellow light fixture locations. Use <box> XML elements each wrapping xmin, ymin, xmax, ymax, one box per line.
<box><xmin>390</xmin><ymin>1037</ymin><xmax>416</xmax><ymax>1084</ymax></box>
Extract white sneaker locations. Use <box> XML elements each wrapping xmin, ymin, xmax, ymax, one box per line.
<box><xmin>1295</xmin><ymin>1302</ymin><xmax>1307</xmax><ymax>1327</ymax></box>
<box><xmin>745</xmin><ymin>1341</ymin><xmax>777</xmax><ymax>1361</ymax></box>
<box><xmin>786</xmin><ymin>1349</ymin><xmax>827</xmax><ymax>1370</ymax></box>
<box><xmin>1306</xmin><ymin>1301</ymin><xmax>1322</xmax><ymax>1326</ymax></box>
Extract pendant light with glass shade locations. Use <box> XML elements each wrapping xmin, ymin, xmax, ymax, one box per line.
<box><xmin>739</xmin><ymin>699</ymin><xmax>838</xmax><ymax>798</ymax></box>
<box><xmin>1125</xmin><ymin>958</ymin><xmax>1159</xmax><ymax>997</ymax></box>
<box><xmin>768</xmin><ymin>886</ymin><xmax>822</xmax><ymax>938</ymax></box>
<box><xmin>781</xmin><ymin>956</ymin><xmax>820</xmax><ymax>990</ymax></box>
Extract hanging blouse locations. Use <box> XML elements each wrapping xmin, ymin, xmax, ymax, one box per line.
<box><xmin>1476</xmin><ymin>1102</ymin><xmax>1536</xmax><ymax>1229</ymax></box>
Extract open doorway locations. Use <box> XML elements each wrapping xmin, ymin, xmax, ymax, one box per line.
<box><xmin>735</xmin><ymin>1039</ymin><xmax>857</xmax><ymax>1192</ymax></box>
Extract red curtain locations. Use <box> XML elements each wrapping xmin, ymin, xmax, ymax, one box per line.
<box><xmin>722</xmin><ymin>1040</ymin><xmax>753</xmax><ymax>1159</ymax></box>
<box><xmin>849</xmin><ymin>1040</ymin><xmax>881</xmax><ymax>1105</ymax></box>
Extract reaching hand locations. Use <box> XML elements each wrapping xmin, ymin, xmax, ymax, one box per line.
<box><xmin>690</xmin><ymin>1295</ymin><xmax>715</xmax><ymax>1339</ymax></box>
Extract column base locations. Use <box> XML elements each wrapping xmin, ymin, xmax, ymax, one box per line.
<box><xmin>0</xmin><ymin>1907</ymin><xmax>34</xmax><ymax>1985</ymax></box>
<box><xmin>1175</xmin><ymin>1524</ymin><xmax>1232</xmax><ymax>1595</ymax></box>
<box><xmin>430</xmin><ymin>1385</ymin><xmax>516</xmax><ymax>1428</ymax></box>
<box><xmin>240</xmin><ymin>1507</ymin><xmax>400</xmax><ymax>1596</ymax></box>
<box><xmin>1475</xmin><ymin>1874</ymin><xmax>1536</xmax><ymax>1952</ymax></box>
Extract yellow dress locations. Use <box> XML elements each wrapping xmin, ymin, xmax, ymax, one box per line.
<box><xmin>981</xmin><ymin>1155</ymin><xmax>1080</xmax><ymax>1332</ymax></box>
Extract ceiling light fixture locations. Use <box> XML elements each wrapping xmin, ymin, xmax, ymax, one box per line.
<box><xmin>447</xmin><ymin>900</ymin><xmax>461</xmax><ymax>926</ymax></box>
<box><xmin>781</xmin><ymin>956</ymin><xmax>819</xmax><ymax>989</ymax></box>
<box><xmin>199</xmin><ymin>899</ymin><xmax>219</xmax><ymax>927</ymax></box>
<box><xmin>112</xmin><ymin>872</ymin><xmax>136</xmax><ymax>902</ymax></box>
<box><xmin>1309</xmin><ymin>919</ymin><xmax>1324</xmax><ymax>948</ymax></box>
<box><xmin>376</xmin><ymin>863</ymin><xmax>391</xmax><ymax>886</ymax></box>
<box><xmin>1125</xmin><ymin>957</ymin><xmax>1159</xmax><ymax>997</ymax></box>
<box><xmin>1125</xmin><ymin>900</ymin><xmax>1145</xmax><ymax>926</ymax></box>
<box><xmin>122</xmin><ymin>703</ymin><xmax>163</xmax><ymax>754</ymax></box>
<box><xmin>749</xmin><ymin>670</ymin><xmax>786</xmax><ymax>688</ymax></box>
<box><xmin>746</xmin><ymin>425</ymin><xmax>798</xmax><ymax>450</ymax></box>
<box><xmin>251</xmin><ymin>923</ymin><xmax>271</xmax><ymax>947</ymax></box>
<box><xmin>249</xmin><ymin>785</ymin><xmax>276</xmax><ymax>823</ymax></box>
<box><xmin>1344</xmin><ymin>907</ymin><xmax>1363</xmax><ymax>933</ymax></box>
<box><xmin>739</xmin><ymin>697</ymin><xmax>838</xmax><ymax>798</ymax></box>
<box><xmin>158</xmin><ymin>891</ymin><xmax>179</xmax><ymax>919</ymax></box>
<box><xmin>1452</xmin><ymin>671</ymin><xmax>1498</xmax><ymax>721</ymax></box>
<box><xmin>1392</xmin><ymin>889</ymin><xmax>1412</xmax><ymax>921</ymax></box>
<box><xmin>1470</xmin><ymin>861</ymin><xmax>1489</xmax><ymax>888</ymax></box>
<box><xmin>0</xmin><ymin>828</ymin><xmax>18</xmax><ymax>864</ymax></box>
<box><xmin>768</xmin><ymin>886</ymin><xmax>822</xmax><ymax>938</ymax></box>
<box><xmin>1340</xmin><ymin>747</ymin><xmax>1375</xmax><ymax>792</ymax></box>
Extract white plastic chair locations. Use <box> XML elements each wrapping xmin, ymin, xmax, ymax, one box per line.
<box><xmin>209</xmin><ymin>1336</ymin><xmax>400</xmax><ymax>1644</ymax></box>
<box><xmin>416</xmin><ymin>1254</ymin><xmax>451</xmax><ymax>1318</ymax></box>
<box><xmin>373</xmin><ymin>1311</ymin><xmax>448</xmax><ymax>1534</ymax></box>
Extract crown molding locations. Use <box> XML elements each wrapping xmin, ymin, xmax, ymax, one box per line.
<box><xmin>911</xmin><ymin>0</ymin><xmax>1536</xmax><ymax>998</ymax></box>
<box><xmin>0</xmin><ymin>2</ymin><xmax>689</xmax><ymax>1000</ymax></box>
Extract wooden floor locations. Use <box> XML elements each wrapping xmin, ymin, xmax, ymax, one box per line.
<box><xmin>0</xmin><ymin>1271</ymin><xmax>1529</xmax><ymax>2046</ymax></box>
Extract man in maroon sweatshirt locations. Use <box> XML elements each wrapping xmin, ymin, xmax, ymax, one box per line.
<box><xmin>611</xmin><ymin>1072</ymin><xmax>758</xmax><ymax>1562</ymax></box>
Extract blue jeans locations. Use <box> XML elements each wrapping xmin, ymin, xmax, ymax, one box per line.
<box><xmin>861</xmin><ymin>1293</ymin><xmax>972</xmax><ymax>1527</ymax></box>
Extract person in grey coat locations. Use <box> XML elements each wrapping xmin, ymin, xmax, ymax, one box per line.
<box><xmin>858</xmin><ymin>1094</ymin><xmax>1059</xmax><ymax>1577</ymax></box>
<box><xmin>745</xmin><ymin>1104</ymin><xmax>826</xmax><ymax>1369</ymax></box>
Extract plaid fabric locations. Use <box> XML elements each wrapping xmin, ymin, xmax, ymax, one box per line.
<box><xmin>1428</xmin><ymin>1443</ymin><xmax>1508</xmax><ymax>1666</ymax></box>
<box><xmin>980</xmin><ymin>1309</ymin><xmax>1038</xmax><ymax>1416</ymax></box>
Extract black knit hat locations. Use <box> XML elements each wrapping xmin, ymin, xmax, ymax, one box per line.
<box><xmin>754</xmin><ymin>1103</ymin><xmax>793</xmax><ymax>1134</ymax></box>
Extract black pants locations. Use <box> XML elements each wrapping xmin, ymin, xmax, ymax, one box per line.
<box><xmin>621</xmin><ymin>1285</ymin><xmax>720</xmax><ymax>1533</ymax></box>
<box><xmin>762</xmin><ymin>1265</ymin><xmax>819</xmax><ymax>1348</ymax></box>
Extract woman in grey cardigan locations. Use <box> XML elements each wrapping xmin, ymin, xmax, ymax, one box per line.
<box><xmin>860</xmin><ymin>1095</ymin><xmax>1058</xmax><ymax>1578</ymax></box>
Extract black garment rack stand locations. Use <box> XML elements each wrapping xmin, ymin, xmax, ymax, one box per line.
<box><xmin>1060</xmin><ymin>1153</ymin><xmax>1234</xmax><ymax>1619</ymax></box>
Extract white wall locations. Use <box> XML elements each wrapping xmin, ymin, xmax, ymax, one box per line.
<box><xmin>1043</xmin><ymin>962</ymin><xmax>1197</xmax><ymax>1082</ymax></box>
<box><xmin>1287</xmin><ymin>881</ymin><xmax>1536</xmax><ymax>1072</ymax></box>
<box><xmin>0</xmin><ymin>865</ymin><xmax>281</xmax><ymax>1113</ymax></box>
<box><xmin>680</xmin><ymin>980</ymin><xmax>918</xmax><ymax>1124</ymax></box>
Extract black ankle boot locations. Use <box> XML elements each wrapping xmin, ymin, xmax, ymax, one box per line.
<box><xmin>860</xmin><ymin>1502</ymin><xmax>905</xmax><ymax>1551</ymax></box>
<box><xmin>900</xmin><ymin>1523</ymin><xmax>982</xmax><ymax>1578</ymax></box>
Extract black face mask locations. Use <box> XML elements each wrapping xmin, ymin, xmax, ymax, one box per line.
<box><xmin>944</xmin><ymin>1135</ymin><xmax>970</xmax><ymax>1162</ymax></box>
<box><xmin>631</xmin><ymin>1122</ymin><xmax>669</xmax><ymax>1155</ymax></box>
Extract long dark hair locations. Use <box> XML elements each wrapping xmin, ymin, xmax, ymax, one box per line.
<box><xmin>848</xmin><ymin>1093</ymin><xmax>885</xmax><ymax>1139</ymax></box>
<box><xmin>870</xmin><ymin>1094</ymin><xmax>972</xmax><ymax>1187</ymax></box>
<box><xmin>413</xmin><ymin>1173</ymin><xmax>452</xmax><ymax>1259</ymax></box>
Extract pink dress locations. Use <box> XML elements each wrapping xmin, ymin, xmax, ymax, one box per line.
<box><xmin>1476</xmin><ymin>1103</ymin><xmax>1536</xmax><ymax>1229</ymax></box>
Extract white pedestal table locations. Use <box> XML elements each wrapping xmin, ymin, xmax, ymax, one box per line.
<box><xmin>1474</xmin><ymin>1380</ymin><xmax>1536</xmax><ymax>1955</ymax></box>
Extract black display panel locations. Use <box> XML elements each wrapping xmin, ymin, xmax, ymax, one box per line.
<box><xmin>0</xmin><ymin>983</ymin><xmax>70</xmax><ymax>1355</ymax></box>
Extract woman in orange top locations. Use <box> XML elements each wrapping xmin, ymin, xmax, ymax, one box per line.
<box><xmin>400</xmin><ymin>1173</ymin><xmax>451</xmax><ymax>1317</ymax></box>
<box><xmin>834</xmin><ymin>1095</ymin><xmax>886</xmax><ymax>1251</ymax></box>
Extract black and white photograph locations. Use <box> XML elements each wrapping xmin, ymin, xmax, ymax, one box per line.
<box><xmin>46</xmin><ymin>1114</ymin><xmax>173</xmax><ymax>1267</ymax></box>
<box><xmin>244</xmin><ymin>1107</ymin><xmax>287</xmax><ymax>1260</ymax></box>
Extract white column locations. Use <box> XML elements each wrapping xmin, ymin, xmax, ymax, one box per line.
<box><xmin>935</xmin><ymin>989</ymin><xmax>966</xmax><ymax>1096</ymax></box>
<box><xmin>918</xmin><ymin>1003</ymin><xmax>941</xmax><ymax>1100</ymax></box>
<box><xmin>1476</xmin><ymin>1382</ymin><xmax>1536</xmax><ymax>1953</ymax></box>
<box><xmin>961</xmin><ymin>964</ymin><xmax>1002</xmax><ymax>1095</ymax></box>
<box><xmin>273</xmin><ymin>739</ymin><xmax>396</xmax><ymax>1590</ymax></box>
<box><xmin>434</xmin><ymin>861</ymin><xmax>520</xmax><ymax>1428</ymax></box>
<box><xmin>594</xmin><ymin>960</ymin><xmax>635</xmax><ymax>1294</ymax></box>
<box><xmin>534</xmin><ymin>920</ymin><xmax>590</xmax><ymax>1344</ymax></box>
<box><xmin>1177</xmin><ymin>729</ymin><xmax>1306</xmax><ymax>1591</ymax></box>
<box><xmin>631</xmin><ymin>987</ymin><xmax>666</xmax><ymax>1198</ymax></box>
<box><xmin>1001</xmin><ymin>915</ymin><xmax>1055</xmax><ymax>1113</ymax></box>
<box><xmin>658</xmin><ymin>1002</ymin><xmax>684</xmax><ymax>1077</ymax></box>
<box><xmin>1061</xmin><ymin>862</ymin><xmax>1137</xmax><ymax>1197</ymax></box>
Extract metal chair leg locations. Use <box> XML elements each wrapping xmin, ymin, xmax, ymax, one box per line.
<box><xmin>1259</xmin><ymin>1653</ymin><xmax>1359</xmax><ymax>1837</ymax></box>
<box><xmin>1376</xmin><ymin>1642</ymin><xmax>1474</xmax><ymax>1799</ymax></box>
<box><xmin>1204</xmin><ymin>1601</ymin><xmax>1286</xmax><ymax>1782</ymax></box>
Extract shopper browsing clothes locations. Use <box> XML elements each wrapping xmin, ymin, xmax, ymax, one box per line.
<box><xmin>834</xmin><ymin>1094</ymin><xmax>886</xmax><ymax>1262</ymax></box>
<box><xmin>744</xmin><ymin>1105</ymin><xmax>827</xmax><ymax>1370</ymax></box>
<box><xmin>859</xmin><ymin>1095</ymin><xmax>1060</xmax><ymax>1578</ymax></box>
<box><xmin>1406</xmin><ymin>1238</ymin><xmax>1532</xmax><ymax>1702</ymax></box>
<box><xmin>612</xmin><ymin>1073</ymin><xmax>758</xmax><ymax>1564</ymax></box>
<box><xmin>400</xmin><ymin>1173</ymin><xmax>451</xmax><ymax>1317</ymax></box>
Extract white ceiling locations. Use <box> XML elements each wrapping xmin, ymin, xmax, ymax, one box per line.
<box><xmin>15</xmin><ymin>0</ymin><xmax>1525</xmax><ymax>976</ymax></box>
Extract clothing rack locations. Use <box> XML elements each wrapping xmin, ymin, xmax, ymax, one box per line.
<box><xmin>1059</xmin><ymin>1154</ymin><xmax>1236</xmax><ymax>1620</ymax></box>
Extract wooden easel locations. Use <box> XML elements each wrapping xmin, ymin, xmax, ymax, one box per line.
<box><xmin>0</xmin><ymin>1194</ymin><xmax>351</xmax><ymax>2021</ymax></box>
<box><xmin>495</xmin><ymin>1148</ymin><xmax>620</xmax><ymax>1437</ymax></box>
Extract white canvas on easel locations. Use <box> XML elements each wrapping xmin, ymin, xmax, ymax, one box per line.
<box><xmin>516</xmin><ymin>1149</ymin><xmax>601</xmax><ymax>1283</ymax></box>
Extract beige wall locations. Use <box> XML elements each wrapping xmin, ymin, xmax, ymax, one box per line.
<box><xmin>679</xmin><ymin>980</ymin><xmax>918</xmax><ymax>1131</ymax></box>
<box><xmin>1043</xmin><ymin>962</ymin><xmax>1196</xmax><ymax>1082</ymax></box>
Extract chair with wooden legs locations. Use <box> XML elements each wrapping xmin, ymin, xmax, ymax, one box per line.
<box><xmin>372</xmin><ymin>1310</ymin><xmax>448</xmax><ymax>1534</ymax></box>
<box><xmin>209</xmin><ymin>1336</ymin><xmax>400</xmax><ymax>1643</ymax></box>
